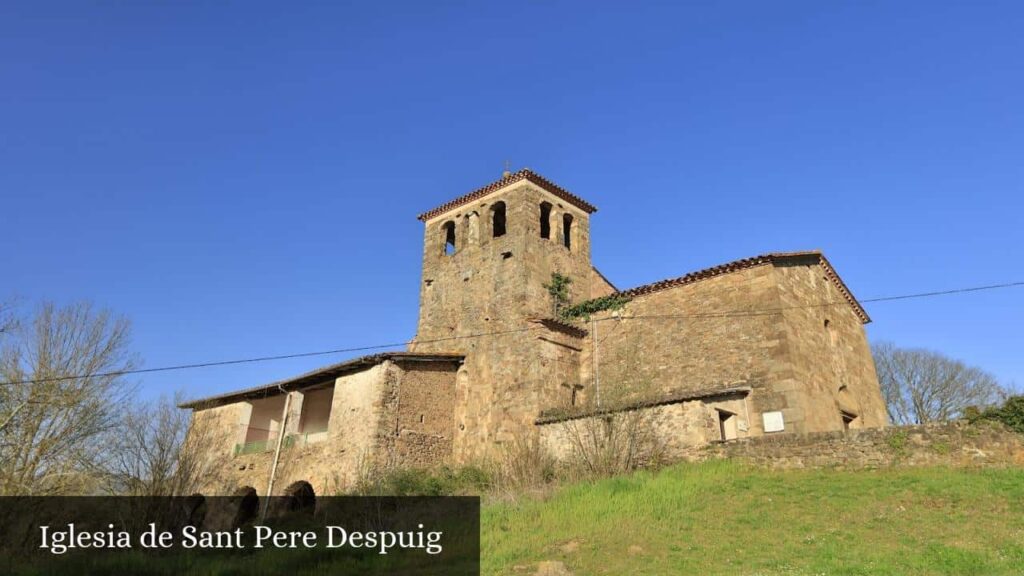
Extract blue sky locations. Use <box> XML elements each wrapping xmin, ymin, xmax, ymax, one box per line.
<box><xmin>2</xmin><ymin>1</ymin><xmax>1022</xmax><ymax>400</ymax></box>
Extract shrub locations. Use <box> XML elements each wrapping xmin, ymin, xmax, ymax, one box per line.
<box><xmin>491</xmin><ymin>436</ymin><xmax>558</xmax><ymax>493</ymax></box>
<box><xmin>973</xmin><ymin>395</ymin><xmax>1024</xmax><ymax>435</ymax></box>
<box><xmin>353</xmin><ymin>465</ymin><xmax>492</xmax><ymax>496</ymax></box>
<box><xmin>558</xmin><ymin>410</ymin><xmax>667</xmax><ymax>481</ymax></box>
<box><xmin>886</xmin><ymin>430</ymin><xmax>909</xmax><ymax>455</ymax></box>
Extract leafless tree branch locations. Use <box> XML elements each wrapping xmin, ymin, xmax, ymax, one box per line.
<box><xmin>872</xmin><ymin>341</ymin><xmax>1008</xmax><ymax>425</ymax></box>
<box><xmin>0</xmin><ymin>301</ymin><xmax>137</xmax><ymax>495</ymax></box>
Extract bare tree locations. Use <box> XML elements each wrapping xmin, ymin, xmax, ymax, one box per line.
<box><xmin>554</xmin><ymin>365</ymin><xmax>667</xmax><ymax>479</ymax></box>
<box><xmin>0</xmin><ymin>301</ymin><xmax>15</xmax><ymax>335</ymax></box>
<box><xmin>557</xmin><ymin>409</ymin><xmax>666</xmax><ymax>479</ymax></box>
<box><xmin>872</xmin><ymin>341</ymin><xmax>1008</xmax><ymax>425</ymax></box>
<box><xmin>100</xmin><ymin>393</ymin><xmax>226</xmax><ymax>496</ymax></box>
<box><xmin>0</xmin><ymin>302</ymin><xmax>137</xmax><ymax>495</ymax></box>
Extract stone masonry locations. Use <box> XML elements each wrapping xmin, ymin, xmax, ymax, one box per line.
<box><xmin>695</xmin><ymin>420</ymin><xmax>1024</xmax><ymax>469</ymax></box>
<box><xmin>181</xmin><ymin>169</ymin><xmax>890</xmax><ymax>497</ymax></box>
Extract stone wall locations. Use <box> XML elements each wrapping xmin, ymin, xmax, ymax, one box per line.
<box><xmin>579</xmin><ymin>257</ymin><xmax>888</xmax><ymax>438</ymax></box>
<box><xmin>697</xmin><ymin>421</ymin><xmax>1024</xmax><ymax>469</ymax></box>
<box><xmin>581</xmin><ymin>264</ymin><xmax>782</xmax><ymax>411</ymax></box>
<box><xmin>386</xmin><ymin>360</ymin><xmax>458</xmax><ymax>468</ymax></box>
<box><xmin>539</xmin><ymin>401</ymin><xmax>714</xmax><ymax>463</ymax></box>
<box><xmin>773</xmin><ymin>259</ymin><xmax>889</xmax><ymax>432</ymax></box>
<box><xmin>190</xmin><ymin>359</ymin><xmax>460</xmax><ymax>496</ymax></box>
<box><xmin>412</xmin><ymin>180</ymin><xmax>603</xmax><ymax>462</ymax></box>
<box><xmin>538</xmin><ymin>393</ymin><xmax>754</xmax><ymax>464</ymax></box>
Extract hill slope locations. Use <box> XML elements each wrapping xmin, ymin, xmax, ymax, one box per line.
<box><xmin>482</xmin><ymin>461</ymin><xmax>1024</xmax><ymax>575</ymax></box>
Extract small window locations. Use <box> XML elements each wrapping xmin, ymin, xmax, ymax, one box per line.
<box><xmin>841</xmin><ymin>410</ymin><xmax>857</xmax><ymax>431</ymax></box>
<box><xmin>539</xmin><ymin>202</ymin><xmax>552</xmax><ymax>239</ymax></box>
<box><xmin>717</xmin><ymin>409</ymin><xmax>738</xmax><ymax>441</ymax></box>
<box><xmin>491</xmin><ymin>202</ymin><xmax>506</xmax><ymax>238</ymax></box>
<box><xmin>442</xmin><ymin>221</ymin><xmax>456</xmax><ymax>255</ymax></box>
<box><xmin>562</xmin><ymin>214</ymin><xmax>573</xmax><ymax>249</ymax></box>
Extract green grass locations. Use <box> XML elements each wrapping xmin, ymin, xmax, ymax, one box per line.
<box><xmin>482</xmin><ymin>461</ymin><xmax>1024</xmax><ymax>575</ymax></box>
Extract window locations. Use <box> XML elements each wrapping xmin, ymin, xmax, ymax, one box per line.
<box><xmin>298</xmin><ymin>385</ymin><xmax>334</xmax><ymax>436</ymax></box>
<box><xmin>442</xmin><ymin>221</ymin><xmax>456</xmax><ymax>255</ymax></box>
<box><xmin>243</xmin><ymin>395</ymin><xmax>287</xmax><ymax>446</ymax></box>
<box><xmin>491</xmin><ymin>202</ymin><xmax>506</xmax><ymax>237</ymax></box>
<box><xmin>562</xmin><ymin>213</ymin><xmax>573</xmax><ymax>249</ymax></box>
<box><xmin>841</xmin><ymin>410</ymin><xmax>857</xmax><ymax>431</ymax></box>
<box><xmin>539</xmin><ymin>202</ymin><xmax>552</xmax><ymax>239</ymax></box>
<box><xmin>717</xmin><ymin>409</ymin><xmax>738</xmax><ymax>441</ymax></box>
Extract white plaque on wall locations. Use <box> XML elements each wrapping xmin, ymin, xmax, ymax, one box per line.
<box><xmin>762</xmin><ymin>411</ymin><xmax>785</xmax><ymax>433</ymax></box>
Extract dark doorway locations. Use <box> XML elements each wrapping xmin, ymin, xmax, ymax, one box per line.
<box><xmin>232</xmin><ymin>486</ymin><xmax>259</xmax><ymax>527</ymax></box>
<box><xmin>284</xmin><ymin>481</ymin><xmax>316</xmax><ymax>514</ymax></box>
<box><xmin>717</xmin><ymin>409</ymin><xmax>737</xmax><ymax>441</ymax></box>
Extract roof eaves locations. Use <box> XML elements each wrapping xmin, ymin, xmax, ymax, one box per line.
<box><xmin>530</xmin><ymin>317</ymin><xmax>588</xmax><ymax>338</ymax></box>
<box><xmin>416</xmin><ymin>169</ymin><xmax>598</xmax><ymax>222</ymax></box>
<box><xmin>178</xmin><ymin>352</ymin><xmax>465</xmax><ymax>410</ymax></box>
<box><xmin>610</xmin><ymin>251</ymin><xmax>870</xmax><ymax>324</ymax></box>
<box><xmin>536</xmin><ymin>385</ymin><xmax>752</xmax><ymax>425</ymax></box>
<box><xmin>591</xmin><ymin>265</ymin><xmax>619</xmax><ymax>292</ymax></box>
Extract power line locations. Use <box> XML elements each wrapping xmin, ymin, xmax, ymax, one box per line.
<box><xmin>0</xmin><ymin>324</ymin><xmax>544</xmax><ymax>386</ymax></box>
<box><xmin>0</xmin><ymin>279</ymin><xmax>1020</xmax><ymax>387</ymax></box>
<box><xmin>861</xmin><ymin>281</ymin><xmax>1024</xmax><ymax>303</ymax></box>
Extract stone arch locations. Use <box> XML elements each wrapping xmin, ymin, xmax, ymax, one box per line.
<box><xmin>836</xmin><ymin>386</ymin><xmax>861</xmax><ymax>430</ymax></box>
<box><xmin>231</xmin><ymin>486</ymin><xmax>259</xmax><ymax>527</ymax></box>
<box><xmin>183</xmin><ymin>493</ymin><xmax>207</xmax><ymax>528</ymax></box>
<box><xmin>562</xmin><ymin>213</ymin><xmax>573</xmax><ymax>249</ymax></box>
<box><xmin>442</xmin><ymin>221</ymin><xmax>456</xmax><ymax>256</ymax></box>
<box><xmin>283</xmin><ymin>480</ymin><xmax>316</xmax><ymax>515</ymax></box>
<box><xmin>491</xmin><ymin>202</ymin><xmax>507</xmax><ymax>238</ymax></box>
<box><xmin>539</xmin><ymin>202</ymin><xmax>552</xmax><ymax>239</ymax></box>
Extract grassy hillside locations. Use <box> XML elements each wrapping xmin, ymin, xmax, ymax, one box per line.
<box><xmin>482</xmin><ymin>461</ymin><xmax>1024</xmax><ymax>575</ymax></box>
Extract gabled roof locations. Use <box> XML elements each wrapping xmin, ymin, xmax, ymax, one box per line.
<box><xmin>417</xmin><ymin>169</ymin><xmax>598</xmax><ymax>222</ymax></box>
<box><xmin>615</xmin><ymin>251</ymin><xmax>871</xmax><ymax>323</ymax></box>
<box><xmin>178</xmin><ymin>352</ymin><xmax>464</xmax><ymax>410</ymax></box>
<box><xmin>591</xmin><ymin>265</ymin><xmax>619</xmax><ymax>292</ymax></box>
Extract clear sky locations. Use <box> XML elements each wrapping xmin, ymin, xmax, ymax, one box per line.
<box><xmin>2</xmin><ymin>1</ymin><xmax>1022</xmax><ymax>401</ymax></box>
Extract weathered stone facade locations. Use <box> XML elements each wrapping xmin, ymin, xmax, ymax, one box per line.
<box><xmin>181</xmin><ymin>169</ymin><xmax>889</xmax><ymax>495</ymax></box>
<box><xmin>694</xmin><ymin>420</ymin><xmax>1024</xmax><ymax>469</ymax></box>
<box><xmin>183</xmin><ymin>354</ymin><xmax>461</xmax><ymax>497</ymax></box>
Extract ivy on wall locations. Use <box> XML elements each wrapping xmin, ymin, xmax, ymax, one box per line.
<box><xmin>561</xmin><ymin>294</ymin><xmax>632</xmax><ymax>321</ymax></box>
<box><xmin>544</xmin><ymin>272</ymin><xmax>631</xmax><ymax>321</ymax></box>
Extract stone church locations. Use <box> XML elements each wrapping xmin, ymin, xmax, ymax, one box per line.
<box><xmin>181</xmin><ymin>169</ymin><xmax>888</xmax><ymax>497</ymax></box>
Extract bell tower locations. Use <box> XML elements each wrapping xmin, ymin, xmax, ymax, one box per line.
<box><xmin>412</xmin><ymin>169</ymin><xmax>598</xmax><ymax>348</ymax></box>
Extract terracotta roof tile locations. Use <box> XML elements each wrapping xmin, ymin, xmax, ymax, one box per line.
<box><xmin>417</xmin><ymin>169</ymin><xmax>598</xmax><ymax>222</ymax></box>
<box><xmin>615</xmin><ymin>251</ymin><xmax>871</xmax><ymax>323</ymax></box>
